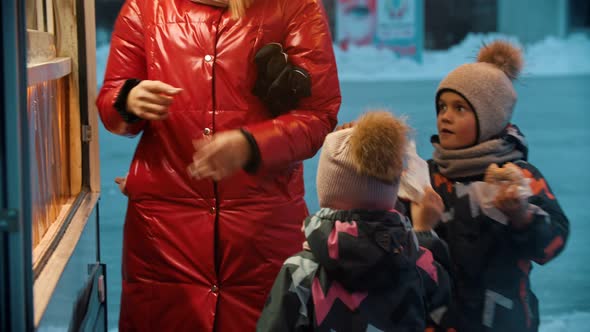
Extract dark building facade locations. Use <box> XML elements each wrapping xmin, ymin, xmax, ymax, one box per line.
<box><xmin>96</xmin><ymin>0</ymin><xmax>589</xmax><ymax>50</ymax></box>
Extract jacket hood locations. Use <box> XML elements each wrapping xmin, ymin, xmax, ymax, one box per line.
<box><xmin>504</xmin><ymin>123</ymin><xmax>528</xmax><ymax>160</ymax></box>
<box><xmin>303</xmin><ymin>208</ymin><xmax>419</xmax><ymax>291</ymax></box>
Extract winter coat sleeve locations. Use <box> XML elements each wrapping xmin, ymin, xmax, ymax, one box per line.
<box><xmin>415</xmin><ymin>230</ymin><xmax>451</xmax><ymax>272</ymax></box>
<box><xmin>96</xmin><ymin>0</ymin><xmax>147</xmax><ymax>137</ymax></box>
<box><xmin>257</xmin><ymin>252</ymin><xmax>317</xmax><ymax>332</ymax></box>
<box><xmin>510</xmin><ymin>161</ymin><xmax>569</xmax><ymax>264</ymax></box>
<box><xmin>404</xmin><ymin>202</ymin><xmax>454</xmax><ymax>325</ymax></box>
<box><xmin>243</xmin><ymin>0</ymin><xmax>341</xmax><ymax>173</ymax></box>
<box><xmin>416</xmin><ymin>246</ymin><xmax>453</xmax><ymax>328</ymax></box>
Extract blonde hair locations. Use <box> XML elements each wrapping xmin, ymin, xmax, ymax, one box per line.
<box><xmin>229</xmin><ymin>0</ymin><xmax>254</xmax><ymax>18</ymax></box>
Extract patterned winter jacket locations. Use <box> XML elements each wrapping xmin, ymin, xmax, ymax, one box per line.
<box><xmin>257</xmin><ymin>208</ymin><xmax>451</xmax><ymax>332</ymax></box>
<box><xmin>419</xmin><ymin>126</ymin><xmax>569</xmax><ymax>331</ymax></box>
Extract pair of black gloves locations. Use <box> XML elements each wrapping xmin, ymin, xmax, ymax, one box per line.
<box><xmin>252</xmin><ymin>43</ymin><xmax>311</xmax><ymax>117</ymax></box>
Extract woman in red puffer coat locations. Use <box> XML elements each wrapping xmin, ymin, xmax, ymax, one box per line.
<box><xmin>96</xmin><ymin>0</ymin><xmax>341</xmax><ymax>330</ymax></box>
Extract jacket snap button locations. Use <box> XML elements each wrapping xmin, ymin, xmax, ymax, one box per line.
<box><xmin>203</xmin><ymin>128</ymin><xmax>212</xmax><ymax>136</ymax></box>
<box><xmin>204</xmin><ymin>54</ymin><xmax>213</xmax><ymax>62</ymax></box>
<box><xmin>209</xmin><ymin>206</ymin><xmax>216</xmax><ymax>214</ymax></box>
<box><xmin>211</xmin><ymin>285</ymin><xmax>218</xmax><ymax>293</ymax></box>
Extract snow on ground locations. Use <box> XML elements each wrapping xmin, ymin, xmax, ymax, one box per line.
<box><xmin>333</xmin><ymin>33</ymin><xmax>590</xmax><ymax>81</ymax></box>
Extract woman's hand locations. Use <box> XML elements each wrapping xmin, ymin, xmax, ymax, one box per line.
<box><xmin>495</xmin><ymin>184</ymin><xmax>532</xmax><ymax>230</ymax></box>
<box><xmin>411</xmin><ymin>187</ymin><xmax>444</xmax><ymax>232</ymax></box>
<box><xmin>114</xmin><ymin>175</ymin><xmax>128</xmax><ymax>196</ymax></box>
<box><xmin>188</xmin><ymin>130</ymin><xmax>252</xmax><ymax>181</ymax></box>
<box><xmin>126</xmin><ymin>80</ymin><xmax>182</xmax><ymax>120</ymax></box>
<box><xmin>334</xmin><ymin>121</ymin><xmax>355</xmax><ymax>131</ymax></box>
<box><xmin>300</xmin><ymin>220</ymin><xmax>311</xmax><ymax>251</ymax></box>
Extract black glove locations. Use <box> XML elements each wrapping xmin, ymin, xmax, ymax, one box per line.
<box><xmin>252</xmin><ymin>43</ymin><xmax>311</xmax><ymax>117</ymax></box>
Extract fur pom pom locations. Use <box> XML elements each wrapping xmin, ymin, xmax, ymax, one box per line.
<box><xmin>477</xmin><ymin>40</ymin><xmax>523</xmax><ymax>80</ymax></box>
<box><xmin>349</xmin><ymin>111</ymin><xmax>408</xmax><ymax>183</ymax></box>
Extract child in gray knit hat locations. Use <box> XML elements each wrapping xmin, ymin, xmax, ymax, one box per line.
<box><xmin>257</xmin><ymin>111</ymin><xmax>451</xmax><ymax>331</ymax></box>
<box><xmin>410</xmin><ymin>41</ymin><xmax>570</xmax><ymax>331</ymax></box>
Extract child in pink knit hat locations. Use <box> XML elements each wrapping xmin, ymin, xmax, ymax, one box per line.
<box><xmin>411</xmin><ymin>40</ymin><xmax>569</xmax><ymax>331</ymax></box>
<box><xmin>257</xmin><ymin>111</ymin><xmax>451</xmax><ymax>331</ymax></box>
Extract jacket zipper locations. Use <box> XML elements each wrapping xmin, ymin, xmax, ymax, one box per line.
<box><xmin>211</xmin><ymin>8</ymin><xmax>224</xmax><ymax>332</ymax></box>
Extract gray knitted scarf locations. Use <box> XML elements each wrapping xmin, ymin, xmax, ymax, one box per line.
<box><xmin>432</xmin><ymin>136</ymin><xmax>524</xmax><ymax>179</ymax></box>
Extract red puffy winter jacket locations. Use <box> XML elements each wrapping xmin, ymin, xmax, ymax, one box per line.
<box><xmin>96</xmin><ymin>0</ymin><xmax>341</xmax><ymax>330</ymax></box>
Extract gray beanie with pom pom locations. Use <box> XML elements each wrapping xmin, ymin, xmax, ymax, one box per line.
<box><xmin>316</xmin><ymin>111</ymin><xmax>408</xmax><ymax>211</ymax></box>
<box><xmin>436</xmin><ymin>40</ymin><xmax>524</xmax><ymax>143</ymax></box>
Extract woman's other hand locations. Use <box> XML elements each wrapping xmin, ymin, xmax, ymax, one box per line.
<box><xmin>495</xmin><ymin>184</ymin><xmax>532</xmax><ymax>230</ymax></box>
<box><xmin>126</xmin><ymin>80</ymin><xmax>182</xmax><ymax>120</ymax></box>
<box><xmin>411</xmin><ymin>187</ymin><xmax>444</xmax><ymax>232</ymax></box>
<box><xmin>334</xmin><ymin>121</ymin><xmax>355</xmax><ymax>131</ymax></box>
<box><xmin>115</xmin><ymin>175</ymin><xmax>128</xmax><ymax>196</ymax></box>
<box><xmin>301</xmin><ymin>219</ymin><xmax>311</xmax><ymax>251</ymax></box>
<box><xmin>188</xmin><ymin>130</ymin><xmax>252</xmax><ymax>181</ymax></box>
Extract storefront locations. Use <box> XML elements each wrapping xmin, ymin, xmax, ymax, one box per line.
<box><xmin>1</xmin><ymin>0</ymin><xmax>105</xmax><ymax>330</ymax></box>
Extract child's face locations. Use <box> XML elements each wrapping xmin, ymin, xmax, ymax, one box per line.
<box><xmin>436</xmin><ymin>91</ymin><xmax>477</xmax><ymax>149</ymax></box>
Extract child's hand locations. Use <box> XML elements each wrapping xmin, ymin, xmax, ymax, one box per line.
<box><xmin>485</xmin><ymin>162</ymin><xmax>525</xmax><ymax>186</ymax></box>
<box><xmin>494</xmin><ymin>184</ymin><xmax>532</xmax><ymax>229</ymax></box>
<box><xmin>301</xmin><ymin>219</ymin><xmax>311</xmax><ymax>251</ymax></box>
<box><xmin>302</xmin><ymin>241</ymin><xmax>311</xmax><ymax>251</ymax></box>
<box><xmin>114</xmin><ymin>175</ymin><xmax>128</xmax><ymax>196</ymax></box>
<box><xmin>411</xmin><ymin>187</ymin><xmax>444</xmax><ymax>232</ymax></box>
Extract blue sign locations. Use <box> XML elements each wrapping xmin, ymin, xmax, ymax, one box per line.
<box><xmin>374</xmin><ymin>0</ymin><xmax>424</xmax><ymax>62</ymax></box>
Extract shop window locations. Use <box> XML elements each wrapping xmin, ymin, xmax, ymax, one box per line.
<box><xmin>26</xmin><ymin>1</ymin><xmax>78</xmax><ymax>259</ymax></box>
<box><xmin>570</xmin><ymin>0</ymin><xmax>590</xmax><ymax>32</ymax></box>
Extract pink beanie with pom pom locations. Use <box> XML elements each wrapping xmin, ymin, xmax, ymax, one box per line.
<box><xmin>316</xmin><ymin>111</ymin><xmax>408</xmax><ymax>211</ymax></box>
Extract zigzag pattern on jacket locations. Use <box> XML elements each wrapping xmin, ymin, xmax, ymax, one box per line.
<box><xmin>257</xmin><ymin>208</ymin><xmax>452</xmax><ymax>331</ymax></box>
<box><xmin>423</xmin><ymin>150</ymin><xmax>569</xmax><ymax>331</ymax></box>
<box><xmin>312</xmin><ymin>278</ymin><xmax>368</xmax><ymax>325</ymax></box>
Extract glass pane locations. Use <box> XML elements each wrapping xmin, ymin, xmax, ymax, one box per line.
<box><xmin>37</xmin><ymin>207</ymin><xmax>99</xmax><ymax>331</ymax></box>
<box><xmin>26</xmin><ymin>0</ymin><xmax>37</xmax><ymax>30</ymax></box>
<box><xmin>570</xmin><ymin>0</ymin><xmax>590</xmax><ymax>31</ymax></box>
<box><xmin>27</xmin><ymin>77</ymin><xmax>74</xmax><ymax>248</ymax></box>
